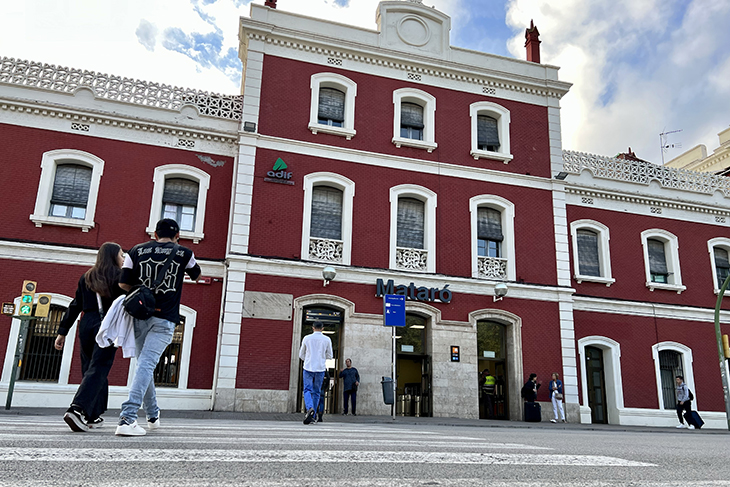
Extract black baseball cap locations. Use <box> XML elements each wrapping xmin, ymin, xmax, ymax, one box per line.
<box><xmin>155</xmin><ymin>218</ymin><xmax>180</xmax><ymax>238</ymax></box>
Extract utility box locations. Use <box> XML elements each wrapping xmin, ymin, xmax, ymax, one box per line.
<box><xmin>381</xmin><ymin>377</ymin><xmax>394</xmax><ymax>405</ymax></box>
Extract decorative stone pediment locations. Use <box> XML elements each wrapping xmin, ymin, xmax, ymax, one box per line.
<box><xmin>376</xmin><ymin>1</ymin><xmax>451</xmax><ymax>59</ymax></box>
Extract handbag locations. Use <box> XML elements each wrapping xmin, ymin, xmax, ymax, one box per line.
<box><xmin>553</xmin><ymin>392</ymin><xmax>563</xmax><ymax>400</ymax></box>
<box><xmin>123</xmin><ymin>244</ymin><xmax>178</xmax><ymax>320</ymax></box>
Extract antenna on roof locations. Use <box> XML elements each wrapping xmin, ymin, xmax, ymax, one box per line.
<box><xmin>660</xmin><ymin>129</ymin><xmax>683</xmax><ymax>165</ymax></box>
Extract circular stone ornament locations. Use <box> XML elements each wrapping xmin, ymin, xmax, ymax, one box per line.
<box><xmin>396</xmin><ymin>15</ymin><xmax>431</xmax><ymax>47</ymax></box>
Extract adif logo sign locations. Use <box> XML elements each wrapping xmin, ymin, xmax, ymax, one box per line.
<box><xmin>264</xmin><ymin>158</ymin><xmax>294</xmax><ymax>185</ymax></box>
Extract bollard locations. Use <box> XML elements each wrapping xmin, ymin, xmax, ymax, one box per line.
<box><xmin>414</xmin><ymin>395</ymin><xmax>421</xmax><ymax>417</ymax></box>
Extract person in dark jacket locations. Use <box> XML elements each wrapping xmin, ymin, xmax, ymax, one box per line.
<box><xmin>54</xmin><ymin>242</ymin><xmax>125</xmax><ymax>432</ymax></box>
<box><xmin>521</xmin><ymin>373</ymin><xmax>540</xmax><ymax>402</ymax></box>
<box><xmin>339</xmin><ymin>358</ymin><xmax>360</xmax><ymax>415</ymax></box>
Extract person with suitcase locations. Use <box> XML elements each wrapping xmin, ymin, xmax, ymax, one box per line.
<box><xmin>675</xmin><ymin>375</ymin><xmax>703</xmax><ymax>429</ymax></box>
<box><xmin>522</xmin><ymin>373</ymin><xmax>541</xmax><ymax>422</ymax></box>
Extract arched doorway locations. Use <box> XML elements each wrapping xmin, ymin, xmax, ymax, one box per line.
<box><xmin>395</xmin><ymin>313</ymin><xmax>432</xmax><ymax>417</ymax></box>
<box><xmin>477</xmin><ymin>320</ymin><xmax>508</xmax><ymax>420</ymax></box>
<box><xmin>296</xmin><ymin>306</ymin><xmax>342</xmax><ymax>414</ymax></box>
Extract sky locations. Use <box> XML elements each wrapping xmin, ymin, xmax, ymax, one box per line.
<box><xmin>1</xmin><ymin>0</ymin><xmax>729</xmax><ymax>164</ymax></box>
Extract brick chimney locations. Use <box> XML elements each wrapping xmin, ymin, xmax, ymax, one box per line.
<box><xmin>525</xmin><ymin>20</ymin><xmax>541</xmax><ymax>64</ymax></box>
<box><xmin>264</xmin><ymin>0</ymin><xmax>277</xmax><ymax>8</ymax></box>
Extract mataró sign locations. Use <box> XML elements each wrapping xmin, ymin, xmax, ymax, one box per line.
<box><xmin>375</xmin><ymin>279</ymin><xmax>452</xmax><ymax>304</ymax></box>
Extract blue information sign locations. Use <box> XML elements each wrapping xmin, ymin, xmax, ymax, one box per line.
<box><xmin>383</xmin><ymin>294</ymin><xmax>406</xmax><ymax>327</ymax></box>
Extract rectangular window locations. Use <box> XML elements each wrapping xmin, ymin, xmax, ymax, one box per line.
<box><xmin>400</xmin><ymin>102</ymin><xmax>424</xmax><ymax>141</ymax></box>
<box><xmin>50</xmin><ymin>164</ymin><xmax>92</xmax><ymax>219</ymax></box>
<box><xmin>648</xmin><ymin>239</ymin><xmax>669</xmax><ymax>283</ymax></box>
<box><xmin>477</xmin><ymin>207</ymin><xmax>502</xmax><ymax>258</ymax></box>
<box><xmin>162</xmin><ymin>178</ymin><xmax>199</xmax><ymax>232</ymax></box>
<box><xmin>715</xmin><ymin>247</ymin><xmax>730</xmax><ymax>286</ymax></box>
<box><xmin>310</xmin><ymin>186</ymin><xmax>343</xmax><ymax>240</ymax></box>
<box><xmin>477</xmin><ymin>115</ymin><xmax>500</xmax><ymax>152</ymax></box>
<box><xmin>318</xmin><ymin>88</ymin><xmax>345</xmax><ymax>127</ymax></box>
<box><xmin>397</xmin><ymin>197</ymin><xmax>425</xmax><ymax>249</ymax></box>
<box><xmin>577</xmin><ymin>229</ymin><xmax>601</xmax><ymax>277</ymax></box>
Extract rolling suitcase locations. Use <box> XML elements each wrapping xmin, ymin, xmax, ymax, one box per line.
<box><xmin>524</xmin><ymin>402</ymin><xmax>541</xmax><ymax>422</ymax></box>
<box><xmin>684</xmin><ymin>411</ymin><xmax>704</xmax><ymax>429</ymax></box>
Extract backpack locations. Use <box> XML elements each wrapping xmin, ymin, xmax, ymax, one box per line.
<box><xmin>688</xmin><ymin>389</ymin><xmax>694</xmax><ymax>401</ymax></box>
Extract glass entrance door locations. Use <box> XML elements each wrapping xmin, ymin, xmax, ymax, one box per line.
<box><xmin>395</xmin><ymin>314</ymin><xmax>432</xmax><ymax>417</ymax></box>
<box><xmin>585</xmin><ymin>346</ymin><xmax>608</xmax><ymax>424</ymax></box>
<box><xmin>477</xmin><ymin>321</ymin><xmax>508</xmax><ymax>420</ymax></box>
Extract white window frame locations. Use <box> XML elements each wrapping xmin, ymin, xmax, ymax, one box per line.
<box><xmin>127</xmin><ymin>304</ymin><xmax>197</xmax><ymax>389</ymax></box>
<box><xmin>469</xmin><ymin>195</ymin><xmax>515</xmax><ymax>281</ymax></box>
<box><xmin>570</xmin><ymin>219</ymin><xmax>615</xmax><ymax>286</ymax></box>
<box><xmin>651</xmin><ymin>342</ymin><xmax>696</xmax><ymax>410</ymax></box>
<box><xmin>30</xmin><ymin>149</ymin><xmax>105</xmax><ymax>232</ymax></box>
<box><xmin>392</xmin><ymin>88</ymin><xmax>437</xmax><ymax>152</ymax></box>
<box><xmin>641</xmin><ymin>229</ymin><xmax>685</xmax><ymax>293</ymax></box>
<box><xmin>301</xmin><ymin>172</ymin><xmax>355</xmax><ymax>266</ymax></box>
<box><xmin>308</xmin><ymin>73</ymin><xmax>357</xmax><ymax>140</ymax></box>
<box><xmin>707</xmin><ymin>237</ymin><xmax>730</xmax><ymax>294</ymax></box>
<box><xmin>146</xmin><ymin>165</ymin><xmax>211</xmax><ymax>244</ymax></box>
<box><xmin>389</xmin><ymin>184</ymin><xmax>437</xmax><ymax>273</ymax></box>
<box><xmin>469</xmin><ymin>102</ymin><xmax>513</xmax><ymax>163</ymax></box>
<box><xmin>2</xmin><ymin>293</ymin><xmax>75</xmax><ymax>385</ymax></box>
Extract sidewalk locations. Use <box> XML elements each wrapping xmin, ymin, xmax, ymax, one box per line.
<box><xmin>2</xmin><ymin>407</ymin><xmax>727</xmax><ymax>434</ymax></box>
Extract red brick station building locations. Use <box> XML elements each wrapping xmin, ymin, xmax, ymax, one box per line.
<box><xmin>1</xmin><ymin>0</ymin><xmax>729</xmax><ymax>428</ymax></box>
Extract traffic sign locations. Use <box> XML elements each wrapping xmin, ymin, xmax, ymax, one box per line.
<box><xmin>383</xmin><ymin>294</ymin><xmax>405</xmax><ymax>327</ymax></box>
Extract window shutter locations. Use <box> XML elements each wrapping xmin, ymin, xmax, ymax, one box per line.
<box><xmin>576</xmin><ymin>229</ymin><xmax>600</xmax><ymax>276</ymax></box>
<box><xmin>401</xmin><ymin>102</ymin><xmax>424</xmax><ymax>129</ymax></box>
<box><xmin>318</xmin><ymin>88</ymin><xmax>345</xmax><ymax>123</ymax></box>
<box><xmin>477</xmin><ymin>115</ymin><xmax>500</xmax><ymax>150</ymax></box>
<box><xmin>397</xmin><ymin>197</ymin><xmax>425</xmax><ymax>249</ymax></box>
<box><xmin>310</xmin><ymin>186</ymin><xmax>343</xmax><ymax>240</ymax></box>
<box><xmin>50</xmin><ymin>164</ymin><xmax>92</xmax><ymax>207</ymax></box>
<box><xmin>647</xmin><ymin>239</ymin><xmax>668</xmax><ymax>275</ymax></box>
<box><xmin>477</xmin><ymin>207</ymin><xmax>503</xmax><ymax>242</ymax></box>
<box><xmin>163</xmin><ymin>178</ymin><xmax>199</xmax><ymax>207</ymax></box>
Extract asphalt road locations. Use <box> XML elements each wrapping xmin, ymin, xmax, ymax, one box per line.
<box><xmin>0</xmin><ymin>412</ymin><xmax>728</xmax><ymax>486</ymax></box>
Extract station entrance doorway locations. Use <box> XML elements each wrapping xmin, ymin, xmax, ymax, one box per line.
<box><xmin>395</xmin><ymin>314</ymin><xmax>432</xmax><ymax>417</ymax></box>
<box><xmin>477</xmin><ymin>320</ymin><xmax>509</xmax><ymax>420</ymax></box>
<box><xmin>296</xmin><ymin>306</ymin><xmax>341</xmax><ymax>414</ymax></box>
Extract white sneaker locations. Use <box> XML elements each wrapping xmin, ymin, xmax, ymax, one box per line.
<box><xmin>688</xmin><ymin>425</ymin><xmax>695</xmax><ymax>430</ymax></box>
<box><xmin>676</xmin><ymin>423</ymin><xmax>687</xmax><ymax>429</ymax></box>
<box><xmin>115</xmin><ymin>419</ymin><xmax>147</xmax><ymax>436</ymax></box>
<box><xmin>147</xmin><ymin>413</ymin><xmax>160</xmax><ymax>430</ymax></box>
<box><xmin>550</xmin><ymin>419</ymin><xmax>557</xmax><ymax>423</ymax></box>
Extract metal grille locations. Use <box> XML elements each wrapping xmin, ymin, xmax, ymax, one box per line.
<box><xmin>154</xmin><ymin>316</ymin><xmax>185</xmax><ymax>387</ymax></box>
<box><xmin>659</xmin><ymin>350</ymin><xmax>683</xmax><ymax>409</ymax></box>
<box><xmin>19</xmin><ymin>305</ymin><xmax>65</xmax><ymax>382</ymax></box>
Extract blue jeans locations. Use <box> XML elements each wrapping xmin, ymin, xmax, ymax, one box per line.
<box><xmin>120</xmin><ymin>316</ymin><xmax>175</xmax><ymax>423</ymax></box>
<box><xmin>302</xmin><ymin>370</ymin><xmax>324</xmax><ymax>412</ymax></box>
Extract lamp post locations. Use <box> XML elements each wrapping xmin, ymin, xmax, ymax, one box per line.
<box><xmin>713</xmin><ymin>274</ymin><xmax>730</xmax><ymax>431</ymax></box>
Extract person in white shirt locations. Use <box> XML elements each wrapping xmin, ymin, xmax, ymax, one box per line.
<box><xmin>299</xmin><ymin>321</ymin><xmax>333</xmax><ymax>424</ymax></box>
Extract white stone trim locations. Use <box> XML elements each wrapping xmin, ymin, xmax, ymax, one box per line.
<box><xmin>468</xmin><ymin>102</ymin><xmax>512</xmax><ymax>163</ymax></box>
<box><xmin>308</xmin><ymin>73</ymin><xmax>357</xmax><ymax>140</ymax></box>
<box><xmin>145</xmin><ymin>164</ymin><xmax>211</xmax><ymax>244</ymax></box>
<box><xmin>577</xmin><ymin>336</ymin><xmax>624</xmax><ymax>425</ymax></box>
<box><xmin>392</xmin><ymin>88</ymin><xmax>437</xmax><ymax>152</ymax></box>
<box><xmin>468</xmin><ymin>195</ymin><xmax>515</xmax><ymax>281</ymax></box>
<box><xmin>2</xmin><ymin>294</ymin><xmax>75</xmax><ymax>385</ymax></box>
<box><xmin>651</xmin><ymin>341</ymin><xmax>696</xmax><ymax>411</ymax></box>
<box><xmin>570</xmin><ymin>219</ymin><xmax>615</xmax><ymax>286</ymax></box>
<box><xmin>552</xmin><ymin>186</ymin><xmax>572</xmax><ymax>287</ymax></box>
<box><xmin>640</xmin><ymin>229</ymin><xmax>685</xmax><ymax>293</ymax></box>
<box><xmin>389</xmin><ymin>184</ymin><xmax>437</xmax><ymax>273</ymax></box>
<box><xmin>573</xmin><ymin>295</ymin><xmax>730</xmax><ymax>323</ymax></box>
<box><xmin>30</xmin><ymin>149</ymin><xmax>105</xmax><ymax>232</ymax></box>
<box><xmin>301</xmin><ymin>172</ymin><xmax>355</xmax><ymax>265</ymax></box>
<box><xmin>708</xmin><ymin>237</ymin><xmax>730</xmax><ymax>293</ymax></box>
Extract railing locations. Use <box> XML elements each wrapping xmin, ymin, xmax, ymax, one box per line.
<box><xmin>309</xmin><ymin>237</ymin><xmax>343</xmax><ymax>263</ymax></box>
<box><xmin>0</xmin><ymin>56</ymin><xmax>243</xmax><ymax>120</ymax></box>
<box><xmin>396</xmin><ymin>247</ymin><xmax>428</xmax><ymax>271</ymax></box>
<box><xmin>478</xmin><ymin>256</ymin><xmax>508</xmax><ymax>280</ymax></box>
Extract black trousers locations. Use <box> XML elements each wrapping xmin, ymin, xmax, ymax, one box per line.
<box><xmin>70</xmin><ymin>313</ymin><xmax>118</xmax><ymax>421</ymax></box>
<box><xmin>343</xmin><ymin>390</ymin><xmax>357</xmax><ymax>414</ymax></box>
<box><xmin>676</xmin><ymin>400</ymin><xmax>692</xmax><ymax>424</ymax></box>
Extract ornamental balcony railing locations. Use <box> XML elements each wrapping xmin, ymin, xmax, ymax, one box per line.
<box><xmin>478</xmin><ymin>256</ymin><xmax>508</xmax><ymax>280</ymax></box>
<box><xmin>396</xmin><ymin>247</ymin><xmax>428</xmax><ymax>271</ymax></box>
<box><xmin>0</xmin><ymin>56</ymin><xmax>243</xmax><ymax>120</ymax></box>
<box><xmin>309</xmin><ymin>237</ymin><xmax>343</xmax><ymax>263</ymax></box>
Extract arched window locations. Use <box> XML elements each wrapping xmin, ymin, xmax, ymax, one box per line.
<box><xmin>469</xmin><ymin>102</ymin><xmax>512</xmax><ymax>163</ymax></box>
<box><xmin>570</xmin><ymin>220</ymin><xmax>614</xmax><ymax>286</ymax></box>
<box><xmin>392</xmin><ymin>88</ymin><xmax>437</xmax><ymax>152</ymax></box>
<box><xmin>470</xmin><ymin>195</ymin><xmax>515</xmax><ymax>281</ymax></box>
<box><xmin>641</xmin><ymin>229</ymin><xmax>684</xmax><ymax>293</ymax></box>
<box><xmin>708</xmin><ymin>238</ymin><xmax>730</xmax><ymax>293</ymax></box>
<box><xmin>309</xmin><ymin>73</ymin><xmax>357</xmax><ymax>139</ymax></box>
<box><xmin>162</xmin><ymin>178</ymin><xmax>199</xmax><ymax>232</ymax></box>
<box><xmin>652</xmin><ymin>342</ymin><xmax>695</xmax><ymax>411</ymax></box>
<box><xmin>390</xmin><ymin>185</ymin><xmax>437</xmax><ymax>272</ymax></box>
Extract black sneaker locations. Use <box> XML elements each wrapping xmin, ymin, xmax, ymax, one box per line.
<box><xmin>303</xmin><ymin>408</ymin><xmax>315</xmax><ymax>425</ymax></box>
<box><xmin>87</xmin><ymin>417</ymin><xmax>104</xmax><ymax>429</ymax></box>
<box><xmin>63</xmin><ymin>408</ymin><xmax>89</xmax><ymax>432</ymax></box>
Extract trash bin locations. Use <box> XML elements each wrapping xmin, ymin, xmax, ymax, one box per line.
<box><xmin>381</xmin><ymin>377</ymin><xmax>394</xmax><ymax>405</ymax></box>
